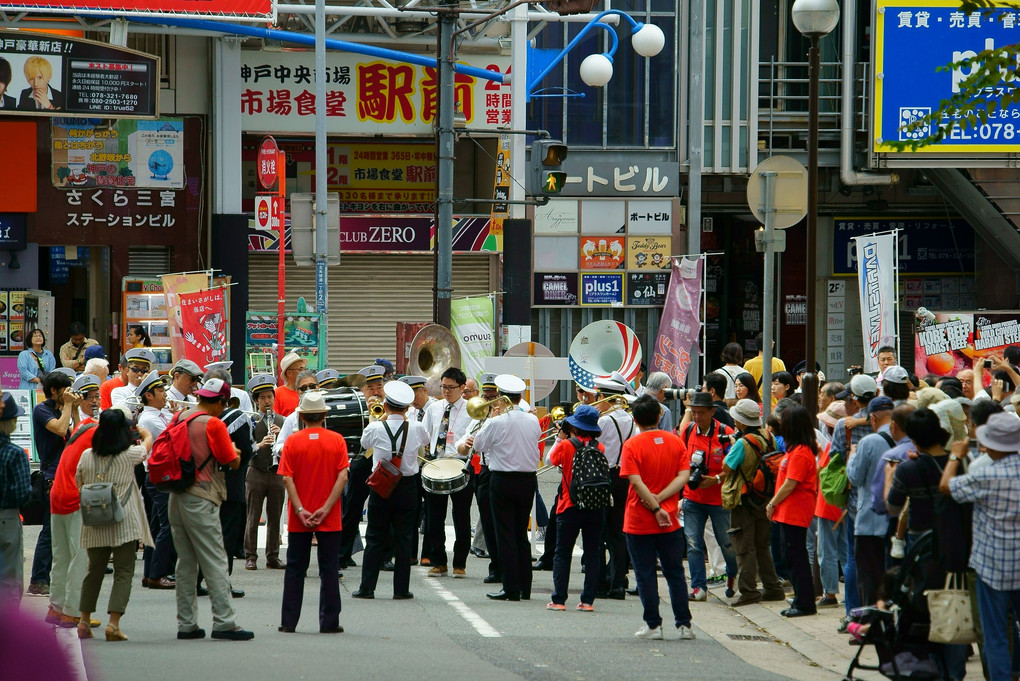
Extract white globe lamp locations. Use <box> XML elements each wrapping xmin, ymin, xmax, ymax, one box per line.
<box><xmin>631</xmin><ymin>23</ymin><xmax>665</xmax><ymax>58</ymax></box>
<box><xmin>579</xmin><ymin>53</ymin><xmax>614</xmax><ymax>87</ymax></box>
<box><xmin>791</xmin><ymin>0</ymin><xmax>839</xmax><ymax>38</ymax></box>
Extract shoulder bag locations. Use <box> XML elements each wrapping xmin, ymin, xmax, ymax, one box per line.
<box><xmin>80</xmin><ymin>453</ymin><xmax>132</xmax><ymax>526</ymax></box>
<box><xmin>366</xmin><ymin>422</ymin><xmax>408</xmax><ymax>499</ymax></box>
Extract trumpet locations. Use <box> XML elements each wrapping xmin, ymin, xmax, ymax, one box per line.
<box><xmin>465</xmin><ymin>395</ymin><xmax>512</xmax><ymax>420</ymax></box>
<box><xmin>370</xmin><ymin>402</ymin><xmax>385</xmax><ymax>419</ymax></box>
<box><xmin>538</xmin><ymin>405</ymin><xmax>567</xmax><ymax>442</ymax></box>
<box><xmin>572</xmin><ymin>395</ymin><xmax>631</xmax><ymax>412</ymax></box>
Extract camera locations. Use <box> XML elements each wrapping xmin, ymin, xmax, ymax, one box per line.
<box><xmin>664</xmin><ymin>386</ymin><xmax>701</xmax><ymax>401</ymax></box>
<box><xmin>848</xmin><ymin>365</ymin><xmax>863</xmax><ymax>376</ymax></box>
<box><xmin>688</xmin><ymin>449</ymin><xmax>708</xmax><ymax>489</ymax></box>
<box><xmin>984</xmin><ymin>358</ymin><xmax>993</xmax><ymax>369</ymax></box>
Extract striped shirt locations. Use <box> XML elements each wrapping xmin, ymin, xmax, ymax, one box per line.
<box><xmin>76</xmin><ymin>445</ymin><xmax>154</xmax><ymax>549</ymax></box>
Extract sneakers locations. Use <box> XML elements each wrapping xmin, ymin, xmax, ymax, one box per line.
<box><xmin>576</xmin><ymin>603</ymin><xmax>594</xmax><ymax>612</ymax></box>
<box><xmin>725</xmin><ymin>577</ymin><xmax>736</xmax><ymax>599</ymax></box>
<box><xmin>816</xmin><ymin>595</ymin><xmax>839</xmax><ymax>608</ymax></box>
<box><xmin>452</xmin><ymin>568</ymin><xmax>466</xmax><ymax>578</ymax></box>
<box><xmin>890</xmin><ymin>537</ymin><xmax>906</xmax><ymax>559</ymax></box>
<box><xmin>706</xmin><ymin>574</ymin><xmax>726</xmax><ymax>584</ymax></box>
<box><xmin>211</xmin><ymin>627</ymin><xmax>254</xmax><ymax>641</ymax></box>
<box><xmin>677</xmin><ymin>625</ymin><xmax>696</xmax><ymax>640</ymax></box>
<box><xmin>27</xmin><ymin>583</ymin><xmax>49</xmax><ymax>596</ymax></box>
<box><xmin>837</xmin><ymin>616</ymin><xmax>852</xmax><ymax>633</ymax></box>
<box><xmin>689</xmin><ymin>588</ymin><xmax>707</xmax><ymax>602</ymax></box>
<box><xmin>546</xmin><ymin>602</ymin><xmax>566</xmax><ymax>611</ymax></box>
<box><xmin>427</xmin><ymin>566</ymin><xmax>448</xmax><ymax>576</ymax></box>
<box><xmin>634</xmin><ymin>624</ymin><xmax>664</xmax><ymax>640</ymax></box>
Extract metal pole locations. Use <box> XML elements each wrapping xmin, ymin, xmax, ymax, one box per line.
<box><xmin>801</xmin><ymin>37</ymin><xmax>820</xmax><ymax>416</ymax></box>
<box><xmin>687</xmin><ymin>0</ymin><xmax>705</xmax><ymax>387</ymax></box>
<box><xmin>762</xmin><ymin>171</ymin><xmax>776</xmax><ymax>422</ymax></box>
<box><xmin>435</xmin><ymin>1</ymin><xmax>456</xmax><ymax>328</ymax></box>
<box><xmin>314</xmin><ymin>0</ymin><xmax>329</xmax><ymax>356</ymax></box>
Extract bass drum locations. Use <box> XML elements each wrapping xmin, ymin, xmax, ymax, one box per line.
<box><xmin>321</xmin><ymin>388</ymin><xmax>370</xmax><ymax>454</ymax></box>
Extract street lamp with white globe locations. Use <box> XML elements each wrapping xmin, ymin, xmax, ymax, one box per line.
<box><xmin>791</xmin><ymin>0</ymin><xmax>839</xmax><ymax>417</ymax></box>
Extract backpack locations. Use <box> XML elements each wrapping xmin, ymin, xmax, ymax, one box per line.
<box><xmin>147</xmin><ymin>411</ymin><xmax>213</xmax><ymax>492</ymax></box>
<box><xmin>819</xmin><ymin>449</ymin><xmax>850</xmax><ymax>507</ymax></box>
<box><xmin>567</xmin><ymin>437</ymin><xmax>613</xmax><ymax>510</ymax></box>
<box><xmin>721</xmin><ymin>430</ymin><xmax>781</xmax><ymax>511</ymax></box>
<box><xmin>867</xmin><ymin>432</ymin><xmax>899</xmax><ymax>516</ymax></box>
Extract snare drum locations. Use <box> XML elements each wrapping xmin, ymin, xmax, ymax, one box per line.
<box><xmin>421</xmin><ymin>458</ymin><xmax>469</xmax><ymax>495</ymax></box>
<box><xmin>320</xmin><ymin>388</ymin><xmax>370</xmax><ymax>454</ymax></box>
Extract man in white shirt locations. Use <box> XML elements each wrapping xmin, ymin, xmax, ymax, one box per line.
<box><xmin>165</xmin><ymin>360</ymin><xmax>202</xmax><ymax>415</ymax></box>
<box><xmin>400</xmin><ymin>374</ymin><xmax>436</xmax><ymax>564</ymax></box>
<box><xmin>421</xmin><ymin>367</ymin><xmax>474</xmax><ymax>576</ymax></box>
<box><xmin>473</xmin><ymin>374</ymin><xmax>542</xmax><ymax>601</ymax></box>
<box><xmin>135</xmin><ymin>370</ymin><xmax>177</xmax><ymax>590</ymax></box>
<box><xmin>110</xmin><ymin>348</ymin><xmax>155</xmax><ymax>407</ymax></box>
<box><xmin>352</xmin><ymin>381</ymin><xmax>429</xmax><ymax>600</ymax></box>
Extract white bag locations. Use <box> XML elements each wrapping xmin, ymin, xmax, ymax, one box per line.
<box><xmin>925</xmin><ymin>572</ymin><xmax>978</xmax><ymax>645</ymax></box>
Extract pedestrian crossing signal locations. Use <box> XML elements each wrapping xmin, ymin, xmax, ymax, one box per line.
<box><xmin>543</xmin><ymin>171</ymin><xmax>567</xmax><ymax>194</ymax></box>
<box><xmin>529</xmin><ymin>139</ymin><xmax>568</xmax><ymax>196</ymax></box>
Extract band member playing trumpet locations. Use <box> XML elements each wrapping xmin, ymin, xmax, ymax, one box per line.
<box><xmin>473</xmin><ymin>374</ymin><xmax>542</xmax><ymax>601</ymax></box>
<box><xmin>135</xmin><ymin>371</ymin><xmax>177</xmax><ymax>590</ymax></box>
<box><xmin>338</xmin><ymin>365</ymin><xmax>387</xmax><ymax>570</ymax></box>
<box><xmin>352</xmin><ymin>381</ymin><xmax>428</xmax><ymax>600</ymax></box>
<box><xmin>110</xmin><ymin>348</ymin><xmax>155</xmax><ymax>409</ymax></box>
<box><xmin>593</xmin><ymin>376</ymin><xmax>636</xmax><ymax>600</ymax></box>
<box><xmin>165</xmin><ymin>360</ymin><xmax>202</xmax><ymax>417</ymax></box>
<box><xmin>244</xmin><ymin>374</ymin><xmax>286</xmax><ymax>571</ymax></box>
<box><xmin>422</xmin><ymin>367</ymin><xmax>473</xmax><ymax>577</ymax></box>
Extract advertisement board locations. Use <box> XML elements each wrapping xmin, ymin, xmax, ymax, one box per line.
<box><xmin>533</xmin><ymin>273</ymin><xmax>579</xmax><ymax>306</ymax></box>
<box><xmin>626</xmin><ymin>236</ymin><xmax>671</xmax><ymax>270</ymax></box>
<box><xmin>245</xmin><ymin>312</ymin><xmax>323</xmax><ymax>375</ymax></box>
<box><xmin>873</xmin><ymin>1</ymin><xmax>1020</xmax><ymax>154</ymax></box>
<box><xmin>580</xmin><ymin>273</ymin><xmax>625</xmax><ymax>306</ymax></box>
<box><xmin>580</xmin><ymin>236</ymin><xmax>625</xmax><ymax>270</ymax></box>
<box><xmin>833</xmin><ymin>217</ymin><xmax>975</xmax><ymax>275</ymax></box>
<box><xmin>0</xmin><ymin>0</ymin><xmax>272</xmax><ymax>20</ymax></box>
<box><xmin>0</xmin><ymin>30</ymin><xmax>159</xmax><ymax>117</ymax></box>
<box><xmin>914</xmin><ymin>311</ymin><xmax>1020</xmax><ymax>377</ymax></box>
<box><xmin>627</xmin><ymin>272</ymin><xmax>670</xmax><ymax>306</ymax></box>
<box><xmin>51</xmin><ymin>118</ymin><xmax>184</xmax><ymax>188</ymax></box>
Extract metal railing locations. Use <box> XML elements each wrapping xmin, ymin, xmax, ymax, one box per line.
<box><xmin>757</xmin><ymin>57</ymin><xmax>869</xmax><ymax>151</ymax></box>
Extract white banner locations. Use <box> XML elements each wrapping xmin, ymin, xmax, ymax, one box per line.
<box><xmin>853</xmin><ymin>233</ymin><xmax>898</xmax><ymax>373</ymax></box>
<box><xmin>450</xmin><ymin>295</ymin><xmax>495</xmax><ymax>383</ymax></box>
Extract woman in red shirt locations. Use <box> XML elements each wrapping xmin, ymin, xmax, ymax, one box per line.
<box><xmin>545</xmin><ymin>404</ymin><xmax>606</xmax><ymax>612</ymax></box>
<box><xmin>766</xmin><ymin>404</ymin><xmax>820</xmax><ymax>617</ymax></box>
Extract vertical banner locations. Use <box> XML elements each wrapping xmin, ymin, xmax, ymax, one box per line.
<box><xmin>450</xmin><ymin>295</ymin><xmax>495</xmax><ymax>382</ymax></box>
<box><xmin>161</xmin><ymin>273</ymin><xmax>210</xmax><ymax>364</ymax></box>
<box><xmin>651</xmin><ymin>257</ymin><xmax>703</xmax><ymax>386</ymax></box>
<box><xmin>487</xmin><ymin>132</ymin><xmax>511</xmax><ymax>251</ymax></box>
<box><xmin>853</xmin><ymin>233</ymin><xmax>898</xmax><ymax>373</ymax></box>
<box><xmin>179</xmin><ymin>289</ymin><xmax>229</xmax><ymax>368</ymax></box>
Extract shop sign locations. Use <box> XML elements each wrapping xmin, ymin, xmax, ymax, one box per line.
<box><xmin>626</xmin><ymin>272</ymin><xmax>669</xmax><ymax>306</ymax></box>
<box><xmin>626</xmin><ymin>236</ymin><xmax>671</xmax><ymax>269</ymax></box>
<box><xmin>51</xmin><ymin>118</ymin><xmax>184</xmax><ymax>189</ymax></box>
<box><xmin>560</xmin><ymin>153</ymin><xmax>679</xmax><ymax>197</ymax></box>
<box><xmin>626</xmin><ymin>199</ymin><xmax>673</xmax><ymax>234</ymax></box>
<box><xmin>579</xmin><ymin>236</ymin><xmax>625</xmax><ymax>270</ymax></box>
<box><xmin>0</xmin><ymin>30</ymin><xmax>159</xmax><ymax>117</ymax></box>
<box><xmin>914</xmin><ymin>311</ymin><xmax>1020</xmax><ymax>377</ymax></box>
<box><xmin>533</xmin><ymin>273</ymin><xmax>578</xmax><ymax>306</ymax></box>
<box><xmin>580</xmin><ymin>272</ymin><xmax>624</xmax><ymax>306</ymax></box>
<box><xmin>833</xmin><ymin>217</ymin><xmax>975</xmax><ymax>275</ymax></box>
<box><xmin>0</xmin><ymin>0</ymin><xmax>272</xmax><ymax>19</ymax></box>
<box><xmin>58</xmin><ymin>187</ymin><xmax>179</xmax><ymax>229</ymax></box>
<box><xmin>245</xmin><ymin>313</ymin><xmax>323</xmax><ymax>375</ymax></box>
<box><xmin>873</xmin><ymin>2</ymin><xmax>1020</xmax><ymax>154</ymax></box>
<box><xmin>0</xmin><ymin>214</ymin><xmax>26</xmax><ymax>249</ymax></box>
<box><xmin>239</xmin><ymin>51</ymin><xmax>511</xmax><ymax>134</ymax></box>
<box><xmin>785</xmin><ymin>295</ymin><xmax>806</xmax><ymax>325</ymax></box>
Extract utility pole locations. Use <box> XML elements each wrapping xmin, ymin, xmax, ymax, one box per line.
<box><xmin>314</xmin><ymin>0</ymin><xmax>329</xmax><ymax>352</ymax></box>
<box><xmin>434</xmin><ymin>0</ymin><xmax>457</xmax><ymax>328</ymax></box>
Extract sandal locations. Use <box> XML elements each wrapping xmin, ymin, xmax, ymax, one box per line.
<box><xmin>105</xmin><ymin>625</ymin><xmax>128</xmax><ymax>641</ymax></box>
<box><xmin>77</xmin><ymin>622</ymin><xmax>93</xmax><ymax>639</ymax></box>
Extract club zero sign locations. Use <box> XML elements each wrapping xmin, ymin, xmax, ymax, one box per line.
<box><xmin>258</xmin><ymin>136</ymin><xmax>280</xmax><ymax>189</ymax></box>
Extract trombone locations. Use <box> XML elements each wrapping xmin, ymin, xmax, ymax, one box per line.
<box><xmin>465</xmin><ymin>395</ymin><xmax>512</xmax><ymax>420</ymax></box>
<box><xmin>538</xmin><ymin>405</ymin><xmax>567</xmax><ymax>442</ymax></box>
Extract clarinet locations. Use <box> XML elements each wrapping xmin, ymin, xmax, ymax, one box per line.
<box><xmin>266</xmin><ymin>408</ymin><xmax>281</xmax><ymax>472</ymax></box>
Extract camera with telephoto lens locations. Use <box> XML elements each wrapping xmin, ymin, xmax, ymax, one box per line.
<box><xmin>664</xmin><ymin>386</ymin><xmax>701</xmax><ymax>401</ymax></box>
<box><xmin>688</xmin><ymin>449</ymin><xmax>708</xmax><ymax>489</ymax></box>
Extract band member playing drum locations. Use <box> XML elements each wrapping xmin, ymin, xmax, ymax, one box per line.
<box><xmin>399</xmin><ymin>375</ymin><xmax>435</xmax><ymax>564</ymax></box>
<box><xmin>352</xmin><ymin>381</ymin><xmax>428</xmax><ymax>600</ymax></box>
<box><xmin>421</xmin><ymin>368</ymin><xmax>473</xmax><ymax>577</ymax></box>
<box><xmin>338</xmin><ymin>365</ymin><xmax>387</xmax><ymax>569</ymax></box>
<box><xmin>473</xmin><ymin>374</ymin><xmax>542</xmax><ymax>601</ymax></box>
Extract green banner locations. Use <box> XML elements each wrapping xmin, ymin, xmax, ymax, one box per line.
<box><xmin>450</xmin><ymin>295</ymin><xmax>495</xmax><ymax>382</ymax></box>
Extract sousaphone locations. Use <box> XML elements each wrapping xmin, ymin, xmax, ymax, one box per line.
<box><xmin>408</xmin><ymin>324</ymin><xmax>462</xmax><ymax>395</ymax></box>
<box><xmin>568</xmin><ymin>320</ymin><xmax>642</xmax><ymax>390</ymax></box>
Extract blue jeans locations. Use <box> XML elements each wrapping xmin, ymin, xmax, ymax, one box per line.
<box><xmin>626</xmin><ymin>529</ymin><xmax>692</xmax><ymax>629</ymax></box>
<box><xmin>816</xmin><ymin>516</ymin><xmax>847</xmax><ymax>596</ymax></box>
<box><xmin>535</xmin><ymin>488</ymin><xmax>549</xmax><ymax>528</ymax></box>
<box><xmin>682</xmin><ymin>500</ymin><xmax>736</xmax><ymax>591</ymax></box>
<box><xmin>842</xmin><ymin>514</ymin><xmax>860</xmax><ymax>615</ymax></box>
<box><xmin>976</xmin><ymin>577</ymin><xmax>1020</xmax><ymax>681</ymax></box>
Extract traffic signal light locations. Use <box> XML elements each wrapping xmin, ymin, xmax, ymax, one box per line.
<box><xmin>530</xmin><ymin>139</ymin><xmax>568</xmax><ymax>196</ymax></box>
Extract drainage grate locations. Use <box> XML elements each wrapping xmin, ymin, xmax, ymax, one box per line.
<box><xmin>727</xmin><ymin>634</ymin><xmax>774</xmax><ymax>642</ymax></box>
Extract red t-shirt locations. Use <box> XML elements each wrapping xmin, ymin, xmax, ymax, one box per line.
<box><xmin>548</xmin><ymin>435</ymin><xmax>605</xmax><ymax>514</ymax></box>
<box><xmin>773</xmin><ymin>444</ymin><xmax>819</xmax><ymax>528</ymax></box>
<box><xmin>279</xmin><ymin>427</ymin><xmax>350</xmax><ymax>533</ymax></box>
<box><xmin>814</xmin><ymin>444</ymin><xmax>842</xmax><ymax>522</ymax></box>
<box><xmin>274</xmin><ymin>385</ymin><xmax>300</xmax><ymax>417</ymax></box>
<box><xmin>679</xmin><ymin>421</ymin><xmax>734</xmax><ymax>506</ymax></box>
<box><xmin>619</xmin><ymin>430</ymin><xmax>689</xmax><ymax>535</ymax></box>
<box><xmin>50</xmin><ymin>418</ymin><xmax>97</xmax><ymax>515</ymax></box>
<box><xmin>99</xmin><ymin>377</ymin><xmax>124</xmax><ymax>411</ymax></box>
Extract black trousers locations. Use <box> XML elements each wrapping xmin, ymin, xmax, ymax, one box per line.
<box><xmin>490</xmin><ymin>471</ymin><xmax>536</xmax><ymax>596</ymax></box>
<box><xmin>535</xmin><ymin>484</ymin><xmax>560</xmax><ymax>567</ymax></box>
<box><xmin>779</xmin><ymin>522</ymin><xmax>816</xmax><ymax>612</ymax></box>
<box><xmin>417</xmin><ymin>477</ymin><xmax>431</xmax><ymax>562</ymax></box>
<box><xmin>600</xmin><ymin>470</ymin><xmax>630</xmax><ymax>592</ymax></box>
<box><xmin>855</xmin><ymin>534</ymin><xmax>888</xmax><ymax>607</ymax></box>
<box><xmin>143</xmin><ymin>481</ymin><xmax>176</xmax><ymax>579</ymax></box>
<box><xmin>220</xmin><ymin>500</ymin><xmax>246</xmax><ymax>575</ymax></box>
<box><xmin>552</xmin><ymin>506</ymin><xmax>604</xmax><ymax>605</ymax></box>
<box><xmin>474</xmin><ymin>466</ymin><xmax>500</xmax><ymax>577</ymax></box>
<box><xmin>282</xmin><ymin>531</ymin><xmax>341</xmax><ymax>631</ymax></box>
<box><xmin>427</xmin><ymin>473</ymin><xmax>475</xmax><ymax>569</ymax></box>
<box><xmin>339</xmin><ymin>456</ymin><xmax>373</xmax><ymax>563</ymax></box>
<box><xmin>360</xmin><ymin>477</ymin><xmax>417</xmax><ymax>595</ymax></box>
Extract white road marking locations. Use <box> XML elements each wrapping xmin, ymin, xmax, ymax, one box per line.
<box><xmin>422</xmin><ymin>574</ymin><xmax>501</xmax><ymax>638</ymax></box>
<box><xmin>54</xmin><ymin>626</ymin><xmax>89</xmax><ymax>681</ymax></box>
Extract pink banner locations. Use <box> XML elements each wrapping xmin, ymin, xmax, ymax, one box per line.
<box><xmin>179</xmin><ymin>289</ymin><xmax>228</xmax><ymax>369</ymax></box>
<box><xmin>651</xmin><ymin>257</ymin><xmax>703</xmax><ymax>386</ymax></box>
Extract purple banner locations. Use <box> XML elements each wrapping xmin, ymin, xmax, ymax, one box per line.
<box><xmin>651</xmin><ymin>257</ymin><xmax>703</xmax><ymax>386</ymax></box>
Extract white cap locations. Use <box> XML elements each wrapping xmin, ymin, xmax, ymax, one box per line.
<box><xmin>594</xmin><ymin>376</ymin><xmax>628</xmax><ymax>395</ymax></box>
<box><xmin>125</xmin><ymin>348</ymin><xmax>156</xmax><ymax>366</ymax></box>
<box><xmin>358</xmin><ymin>365</ymin><xmax>386</xmax><ymax>382</ymax></box>
<box><xmin>882</xmin><ymin>366</ymin><xmax>909</xmax><ymax>385</ymax></box>
<box><xmin>135</xmin><ymin>371</ymin><xmax>165</xmax><ymax>397</ymax></box>
<box><xmin>495</xmin><ymin>374</ymin><xmax>527</xmax><ymax>395</ymax></box>
<box><xmin>383</xmin><ymin>381</ymin><xmax>415</xmax><ymax>408</ymax></box>
<box><xmin>72</xmin><ymin>374</ymin><xmax>101</xmax><ymax>393</ymax></box>
<box><xmin>204</xmin><ymin>360</ymin><xmax>233</xmax><ymax>372</ymax></box>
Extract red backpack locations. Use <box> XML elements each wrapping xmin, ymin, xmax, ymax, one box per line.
<box><xmin>147</xmin><ymin>412</ymin><xmax>212</xmax><ymax>492</ymax></box>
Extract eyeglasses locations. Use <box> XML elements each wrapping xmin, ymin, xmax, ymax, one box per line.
<box><xmin>298</xmin><ymin>384</ymin><xmax>317</xmax><ymax>392</ymax></box>
<box><xmin>128</xmin><ymin>366</ymin><xmax>146</xmax><ymax>374</ymax></box>
<box><xmin>440</xmin><ymin>383</ymin><xmax>463</xmax><ymax>392</ymax></box>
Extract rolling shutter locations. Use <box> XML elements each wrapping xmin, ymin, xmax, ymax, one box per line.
<box><xmin>248</xmin><ymin>253</ymin><xmax>494</xmax><ymax>372</ymax></box>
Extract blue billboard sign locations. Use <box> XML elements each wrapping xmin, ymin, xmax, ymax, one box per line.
<box><xmin>832</xmin><ymin>217</ymin><xmax>976</xmax><ymax>275</ymax></box>
<box><xmin>873</xmin><ymin>1</ymin><xmax>1020</xmax><ymax>153</ymax></box>
<box><xmin>579</xmin><ymin>273</ymin><xmax>624</xmax><ymax>306</ymax></box>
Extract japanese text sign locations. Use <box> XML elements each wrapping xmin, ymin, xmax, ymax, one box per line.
<box><xmin>833</xmin><ymin>217</ymin><xmax>975</xmax><ymax>275</ymax></box>
<box><xmin>180</xmin><ymin>288</ymin><xmax>228</xmax><ymax>369</ymax></box>
<box><xmin>51</xmin><ymin>118</ymin><xmax>184</xmax><ymax>189</ymax></box>
<box><xmin>580</xmin><ymin>236</ymin><xmax>625</xmax><ymax>270</ymax></box>
<box><xmin>560</xmin><ymin>154</ymin><xmax>679</xmax><ymax>197</ymax></box>
<box><xmin>580</xmin><ymin>273</ymin><xmax>625</xmax><ymax>306</ymax></box>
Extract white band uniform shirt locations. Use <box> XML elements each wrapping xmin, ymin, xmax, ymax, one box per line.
<box><xmin>109</xmin><ymin>384</ymin><xmax>137</xmax><ymax>408</ymax></box>
<box><xmin>473</xmin><ymin>409</ymin><xmax>542</xmax><ymax>473</ymax></box>
<box><xmin>422</xmin><ymin>397</ymin><xmax>472</xmax><ymax>460</ymax></box>
<box><xmin>272</xmin><ymin>411</ymin><xmax>300</xmax><ymax>460</ymax></box>
<box><xmin>138</xmin><ymin>406</ymin><xmax>171</xmax><ymax>440</ymax></box>
<box><xmin>456</xmin><ymin>419</ymin><xmax>488</xmax><ymax>466</ymax></box>
<box><xmin>361</xmin><ymin>415</ymin><xmax>429</xmax><ymax>476</ymax></box>
<box><xmin>407</xmin><ymin>396</ymin><xmax>437</xmax><ymax>423</ymax></box>
<box><xmin>598</xmin><ymin>408</ymin><xmax>635</xmax><ymax>468</ymax></box>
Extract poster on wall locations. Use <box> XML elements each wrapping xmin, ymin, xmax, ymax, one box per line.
<box><xmin>533</xmin><ymin>273</ymin><xmax>578</xmax><ymax>306</ymax></box>
<box><xmin>626</xmin><ymin>272</ymin><xmax>669</xmax><ymax>306</ymax></box>
<box><xmin>580</xmin><ymin>236</ymin><xmax>625</xmax><ymax>270</ymax></box>
<box><xmin>580</xmin><ymin>273</ymin><xmax>624</xmax><ymax>306</ymax></box>
<box><xmin>626</xmin><ymin>236</ymin><xmax>671</xmax><ymax>270</ymax></box>
<box><xmin>51</xmin><ymin>118</ymin><xmax>185</xmax><ymax>188</ymax></box>
<box><xmin>245</xmin><ymin>312</ymin><xmax>323</xmax><ymax>374</ymax></box>
<box><xmin>913</xmin><ymin>311</ymin><xmax>1020</xmax><ymax>378</ymax></box>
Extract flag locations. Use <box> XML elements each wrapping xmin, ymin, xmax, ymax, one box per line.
<box><xmin>853</xmin><ymin>233</ymin><xmax>898</xmax><ymax>373</ymax></box>
<box><xmin>161</xmin><ymin>272</ymin><xmax>210</xmax><ymax>363</ymax></box>
<box><xmin>450</xmin><ymin>295</ymin><xmax>495</xmax><ymax>382</ymax></box>
<box><xmin>651</xmin><ymin>256</ymin><xmax>702</xmax><ymax>386</ymax></box>
<box><xmin>179</xmin><ymin>289</ymin><xmax>229</xmax><ymax>369</ymax></box>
